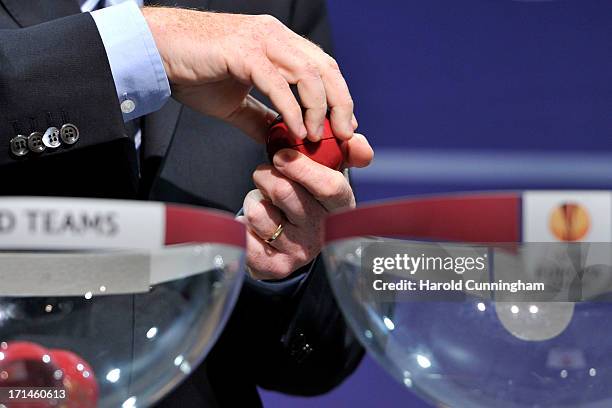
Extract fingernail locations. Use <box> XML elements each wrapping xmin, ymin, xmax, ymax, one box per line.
<box><xmin>273</xmin><ymin>148</ymin><xmax>297</xmax><ymax>167</ymax></box>
<box><xmin>279</xmin><ymin>149</ymin><xmax>294</xmax><ymax>161</ymax></box>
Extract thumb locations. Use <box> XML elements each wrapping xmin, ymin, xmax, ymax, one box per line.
<box><xmin>343</xmin><ymin>133</ymin><xmax>374</xmax><ymax>168</ymax></box>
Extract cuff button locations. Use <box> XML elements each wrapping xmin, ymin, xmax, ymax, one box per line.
<box><xmin>9</xmin><ymin>135</ymin><xmax>28</xmax><ymax>157</ymax></box>
<box><xmin>121</xmin><ymin>99</ymin><xmax>136</xmax><ymax>114</ymax></box>
<box><xmin>60</xmin><ymin>123</ymin><xmax>79</xmax><ymax>145</ymax></box>
<box><xmin>27</xmin><ymin>132</ymin><xmax>45</xmax><ymax>153</ymax></box>
<box><xmin>42</xmin><ymin>127</ymin><xmax>61</xmax><ymax>149</ymax></box>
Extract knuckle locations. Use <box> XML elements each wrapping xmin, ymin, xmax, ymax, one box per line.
<box><xmin>347</xmin><ymin>192</ymin><xmax>357</xmax><ymax>208</ymax></box>
<box><xmin>268</xmin><ymin>262</ymin><xmax>294</xmax><ymax>280</ymax></box>
<box><xmin>310</xmin><ymin>41</ymin><xmax>325</xmax><ymax>53</ymax></box>
<box><xmin>301</xmin><ymin>62</ymin><xmax>320</xmax><ymax>79</ymax></box>
<box><xmin>305</xmin><ymin>106</ymin><xmax>327</xmax><ymax>120</ymax></box>
<box><xmin>292</xmin><ymin>253</ymin><xmax>308</xmax><ymax>267</ymax></box>
<box><xmin>293</xmin><ymin>161</ymin><xmax>313</xmax><ymax>182</ymax></box>
<box><xmin>303</xmin><ymin>99</ymin><xmax>326</xmax><ymax>115</ymax></box>
<box><xmin>270</xmin><ymin>76</ymin><xmax>290</xmax><ymax>93</ymax></box>
<box><xmin>259</xmin><ymin>14</ymin><xmax>281</xmax><ymax>28</ymax></box>
<box><xmin>317</xmin><ymin>172</ymin><xmax>346</xmax><ymax>200</ymax></box>
<box><xmin>260</xmin><ymin>62</ymin><xmax>278</xmax><ymax>77</ymax></box>
<box><xmin>245</xmin><ymin>203</ymin><xmax>265</xmax><ymax>226</ymax></box>
<box><xmin>343</xmin><ymin>96</ymin><xmax>355</xmax><ymax>110</ymax></box>
<box><xmin>332</xmin><ymin>97</ymin><xmax>354</xmax><ymax>113</ymax></box>
<box><xmin>271</xmin><ymin>180</ymin><xmax>295</xmax><ymax>203</ymax></box>
<box><xmin>295</xmin><ymin>247</ymin><xmax>313</xmax><ymax>265</ymax></box>
<box><xmin>326</xmin><ymin>56</ymin><xmax>341</xmax><ymax>72</ymax></box>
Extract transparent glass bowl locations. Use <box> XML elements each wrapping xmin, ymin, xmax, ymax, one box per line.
<box><xmin>0</xmin><ymin>198</ymin><xmax>245</xmax><ymax>408</ymax></box>
<box><xmin>323</xmin><ymin>191</ymin><xmax>612</xmax><ymax>408</ymax></box>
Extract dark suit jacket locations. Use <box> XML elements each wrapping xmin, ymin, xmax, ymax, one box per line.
<box><xmin>0</xmin><ymin>0</ymin><xmax>364</xmax><ymax>406</ymax></box>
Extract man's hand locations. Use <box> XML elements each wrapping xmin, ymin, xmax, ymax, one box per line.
<box><xmin>240</xmin><ymin>134</ymin><xmax>373</xmax><ymax>280</ymax></box>
<box><xmin>143</xmin><ymin>6</ymin><xmax>370</xmax><ymax>279</ymax></box>
<box><xmin>142</xmin><ymin>8</ymin><xmax>357</xmax><ymax>143</ymax></box>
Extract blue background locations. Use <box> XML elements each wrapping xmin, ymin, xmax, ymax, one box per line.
<box><xmin>262</xmin><ymin>0</ymin><xmax>612</xmax><ymax>406</ymax></box>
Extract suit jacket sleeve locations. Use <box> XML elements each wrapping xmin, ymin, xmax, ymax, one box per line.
<box><xmin>0</xmin><ymin>13</ymin><xmax>137</xmax><ymax>198</ymax></box>
<box><xmin>205</xmin><ymin>0</ymin><xmax>364</xmax><ymax>401</ymax></box>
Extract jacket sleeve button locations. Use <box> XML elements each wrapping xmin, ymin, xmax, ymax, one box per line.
<box><xmin>60</xmin><ymin>123</ymin><xmax>79</xmax><ymax>145</ymax></box>
<box><xmin>42</xmin><ymin>127</ymin><xmax>61</xmax><ymax>148</ymax></box>
<box><xmin>9</xmin><ymin>135</ymin><xmax>29</xmax><ymax>157</ymax></box>
<box><xmin>27</xmin><ymin>132</ymin><xmax>45</xmax><ymax>153</ymax></box>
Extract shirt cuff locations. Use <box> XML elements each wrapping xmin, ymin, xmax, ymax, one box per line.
<box><xmin>247</xmin><ymin>261</ymin><xmax>314</xmax><ymax>297</ymax></box>
<box><xmin>90</xmin><ymin>2</ymin><xmax>171</xmax><ymax>122</ymax></box>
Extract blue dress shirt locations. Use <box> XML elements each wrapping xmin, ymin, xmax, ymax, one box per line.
<box><xmin>83</xmin><ymin>0</ymin><xmax>171</xmax><ymax>122</ymax></box>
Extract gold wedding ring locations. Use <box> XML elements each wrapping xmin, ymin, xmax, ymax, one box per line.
<box><xmin>265</xmin><ymin>223</ymin><xmax>284</xmax><ymax>244</ymax></box>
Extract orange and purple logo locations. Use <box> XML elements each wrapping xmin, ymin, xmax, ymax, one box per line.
<box><xmin>549</xmin><ymin>202</ymin><xmax>590</xmax><ymax>241</ymax></box>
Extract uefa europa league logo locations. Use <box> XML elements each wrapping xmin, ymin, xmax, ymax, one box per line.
<box><xmin>549</xmin><ymin>202</ymin><xmax>591</xmax><ymax>242</ymax></box>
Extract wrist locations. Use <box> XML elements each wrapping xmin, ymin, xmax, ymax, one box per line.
<box><xmin>143</xmin><ymin>7</ymin><xmax>236</xmax><ymax>88</ymax></box>
<box><xmin>142</xmin><ymin>7</ymin><xmax>174</xmax><ymax>82</ymax></box>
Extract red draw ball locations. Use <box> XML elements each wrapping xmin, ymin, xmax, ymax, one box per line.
<box><xmin>266</xmin><ymin>116</ymin><xmax>346</xmax><ymax>171</ymax></box>
<box><xmin>0</xmin><ymin>341</ymin><xmax>98</xmax><ymax>408</ymax></box>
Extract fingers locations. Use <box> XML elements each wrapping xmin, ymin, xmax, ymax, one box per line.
<box><xmin>252</xmin><ymin>164</ymin><xmax>327</xmax><ymax>226</ymax></box>
<box><xmin>244</xmin><ymin>230</ymin><xmax>305</xmax><ymax>280</ymax></box>
<box><xmin>283</xmin><ymin>35</ymin><xmax>355</xmax><ymax>140</ymax></box>
<box><xmin>249</xmin><ymin>57</ymin><xmax>307</xmax><ymax>139</ymax></box>
<box><xmin>300</xmin><ymin>78</ymin><xmax>327</xmax><ymax>142</ymax></box>
<box><xmin>319</xmin><ymin>56</ymin><xmax>355</xmax><ymax>140</ymax></box>
<box><xmin>267</xmin><ymin>44</ymin><xmax>327</xmax><ymax>142</ymax></box>
<box><xmin>241</xmin><ymin>188</ymin><xmax>323</xmax><ymax>280</ymax></box>
<box><xmin>243</xmin><ymin>189</ymin><xmax>291</xmax><ymax>251</ymax></box>
<box><xmin>272</xmin><ymin>149</ymin><xmax>355</xmax><ymax>212</ymax></box>
<box><xmin>256</xmin><ymin>17</ymin><xmax>355</xmax><ymax>141</ymax></box>
<box><xmin>225</xmin><ymin>95</ymin><xmax>279</xmax><ymax>143</ymax></box>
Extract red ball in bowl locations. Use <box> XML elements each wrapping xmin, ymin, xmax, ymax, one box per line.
<box><xmin>0</xmin><ymin>341</ymin><xmax>64</xmax><ymax>408</ymax></box>
<box><xmin>267</xmin><ymin>116</ymin><xmax>346</xmax><ymax>170</ymax></box>
<box><xmin>49</xmin><ymin>349</ymin><xmax>98</xmax><ymax>408</ymax></box>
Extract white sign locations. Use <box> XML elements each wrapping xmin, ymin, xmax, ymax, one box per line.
<box><xmin>0</xmin><ymin>197</ymin><xmax>165</xmax><ymax>250</ymax></box>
